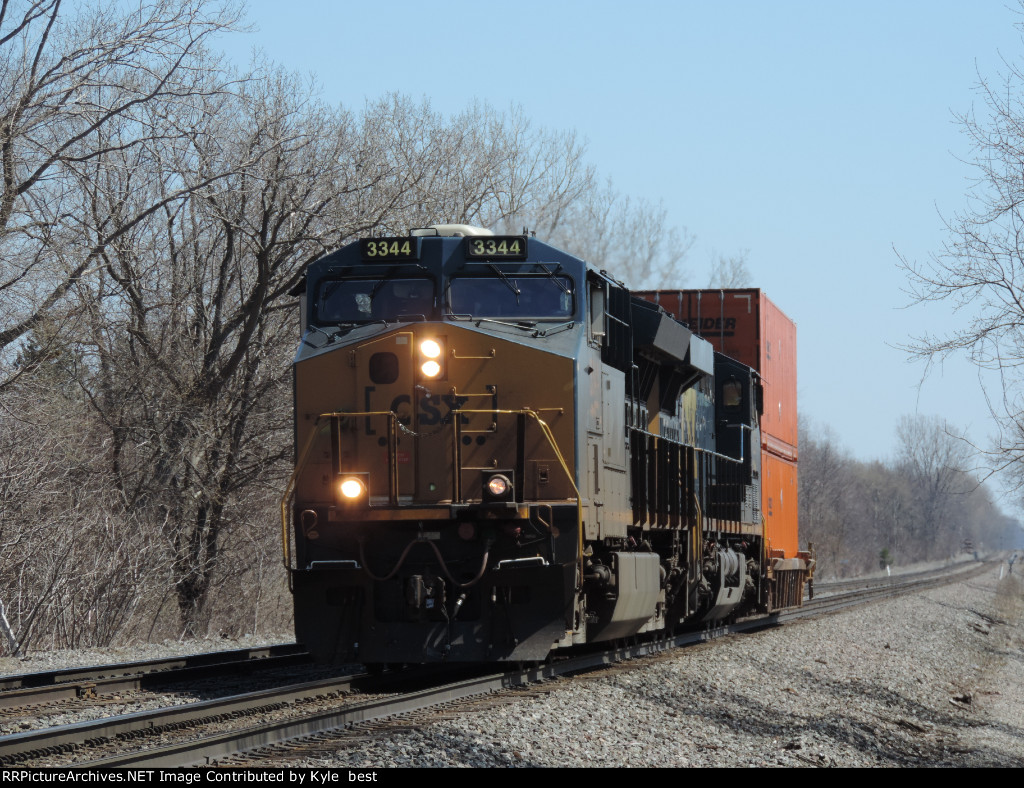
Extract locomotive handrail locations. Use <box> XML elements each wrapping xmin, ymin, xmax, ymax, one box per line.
<box><xmin>457</xmin><ymin>407</ymin><xmax>585</xmax><ymax>589</ymax></box>
<box><xmin>281</xmin><ymin>417</ymin><xmax>326</xmax><ymax>572</ymax></box>
<box><xmin>280</xmin><ymin>407</ymin><xmax>582</xmax><ymax>582</ymax></box>
<box><xmin>719</xmin><ymin>422</ymin><xmax>754</xmax><ymax>463</ymax></box>
<box><xmin>626</xmin><ymin>424</ymin><xmax>747</xmax><ymax>467</ymax></box>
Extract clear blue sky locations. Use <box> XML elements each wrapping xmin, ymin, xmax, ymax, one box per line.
<box><xmin>222</xmin><ymin>0</ymin><xmax>1024</xmax><ymax>505</ymax></box>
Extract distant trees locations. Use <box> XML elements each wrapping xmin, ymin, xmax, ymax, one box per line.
<box><xmin>894</xmin><ymin>415</ymin><xmax>975</xmax><ymax>554</ymax></box>
<box><xmin>797</xmin><ymin>419</ymin><xmax>855</xmax><ymax>575</ymax></box>
<box><xmin>799</xmin><ymin>414</ymin><xmax>1018</xmax><ymax>577</ymax></box>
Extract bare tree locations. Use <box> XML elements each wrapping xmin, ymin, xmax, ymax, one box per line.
<box><xmin>894</xmin><ymin>414</ymin><xmax>975</xmax><ymax>550</ymax></box>
<box><xmin>798</xmin><ymin>417</ymin><xmax>856</xmax><ymax>575</ymax></box>
<box><xmin>354</xmin><ymin>96</ymin><xmax>598</xmax><ymax>240</ymax></box>
<box><xmin>706</xmin><ymin>251</ymin><xmax>752</xmax><ymax>288</ymax></box>
<box><xmin>531</xmin><ymin>178</ymin><xmax>694</xmax><ymax>289</ymax></box>
<box><xmin>67</xmin><ymin>64</ymin><xmax>374</xmax><ymax>636</ymax></box>
<box><xmin>852</xmin><ymin>460</ymin><xmax>914</xmax><ymax>568</ymax></box>
<box><xmin>900</xmin><ymin>17</ymin><xmax>1024</xmax><ymax>490</ymax></box>
<box><xmin>0</xmin><ymin>0</ymin><xmax>243</xmax><ymax>388</ymax></box>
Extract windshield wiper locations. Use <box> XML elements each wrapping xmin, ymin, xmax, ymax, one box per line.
<box><xmin>536</xmin><ymin>263</ymin><xmax>570</xmax><ymax>294</ymax></box>
<box><xmin>304</xmin><ymin>324</ymin><xmax>341</xmax><ymax>344</ymax></box>
<box><xmin>472</xmin><ymin>317</ymin><xmax>574</xmax><ymax>338</ymax></box>
<box><xmin>488</xmin><ymin>264</ymin><xmax>520</xmax><ymax>302</ymax></box>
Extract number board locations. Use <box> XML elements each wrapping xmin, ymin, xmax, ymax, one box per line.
<box><xmin>465</xmin><ymin>236</ymin><xmax>528</xmax><ymax>260</ymax></box>
<box><xmin>360</xmin><ymin>237</ymin><xmax>419</xmax><ymax>261</ymax></box>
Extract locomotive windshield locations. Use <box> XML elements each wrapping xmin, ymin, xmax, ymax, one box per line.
<box><xmin>448</xmin><ymin>275</ymin><xmax>574</xmax><ymax>319</ymax></box>
<box><xmin>315</xmin><ymin>277</ymin><xmax>435</xmax><ymax>324</ymax></box>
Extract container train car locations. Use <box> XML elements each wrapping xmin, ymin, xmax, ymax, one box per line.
<box><xmin>282</xmin><ymin>225</ymin><xmax>813</xmax><ymax>665</ymax></box>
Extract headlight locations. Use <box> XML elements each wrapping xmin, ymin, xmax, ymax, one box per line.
<box><xmin>339</xmin><ymin>477</ymin><xmax>367</xmax><ymax>500</ymax></box>
<box><xmin>418</xmin><ymin>337</ymin><xmax>445</xmax><ymax>380</ymax></box>
<box><xmin>420</xmin><ymin>339</ymin><xmax>442</xmax><ymax>358</ymax></box>
<box><xmin>487</xmin><ymin>475</ymin><xmax>510</xmax><ymax>497</ymax></box>
<box><xmin>482</xmin><ymin>472</ymin><xmax>514</xmax><ymax>503</ymax></box>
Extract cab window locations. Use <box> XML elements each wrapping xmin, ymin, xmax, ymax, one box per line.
<box><xmin>448</xmin><ymin>275</ymin><xmax>574</xmax><ymax>319</ymax></box>
<box><xmin>315</xmin><ymin>277</ymin><xmax>434</xmax><ymax>324</ymax></box>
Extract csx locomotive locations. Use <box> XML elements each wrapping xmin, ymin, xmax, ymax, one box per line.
<box><xmin>283</xmin><ymin>225</ymin><xmax>812</xmax><ymax>664</ymax></box>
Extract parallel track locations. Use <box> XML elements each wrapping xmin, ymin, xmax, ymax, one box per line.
<box><xmin>810</xmin><ymin>559</ymin><xmax>984</xmax><ymax>598</ymax></box>
<box><xmin>0</xmin><ymin>560</ymin><xmax>992</xmax><ymax>768</ymax></box>
<box><xmin>0</xmin><ymin>644</ymin><xmax>310</xmax><ymax>711</ymax></box>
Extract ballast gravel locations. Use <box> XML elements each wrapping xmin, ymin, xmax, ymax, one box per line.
<box><xmin>1</xmin><ymin>563</ymin><xmax>1022</xmax><ymax>767</ymax></box>
<box><xmin>0</xmin><ymin>633</ymin><xmax>289</xmax><ymax>677</ymax></box>
<box><xmin>308</xmin><ymin>564</ymin><xmax>1024</xmax><ymax>768</ymax></box>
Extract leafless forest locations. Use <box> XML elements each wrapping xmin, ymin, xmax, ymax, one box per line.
<box><xmin>799</xmin><ymin>415</ymin><xmax>1021</xmax><ymax>579</ymax></box>
<box><xmin>0</xmin><ymin>0</ymin><xmax>1019</xmax><ymax>655</ymax></box>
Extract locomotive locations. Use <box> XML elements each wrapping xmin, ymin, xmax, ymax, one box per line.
<box><xmin>282</xmin><ymin>225</ymin><xmax>812</xmax><ymax>665</ymax></box>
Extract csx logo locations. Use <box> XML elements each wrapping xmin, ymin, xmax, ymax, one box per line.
<box><xmin>391</xmin><ymin>393</ymin><xmax>471</xmax><ymax>426</ymax></box>
<box><xmin>361</xmin><ymin>385</ymin><xmax>472</xmax><ymax>434</ymax></box>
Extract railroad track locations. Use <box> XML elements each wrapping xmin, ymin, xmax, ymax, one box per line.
<box><xmin>0</xmin><ymin>560</ymin><xmax>993</xmax><ymax>768</ymax></box>
<box><xmin>810</xmin><ymin>558</ymin><xmax>986</xmax><ymax>598</ymax></box>
<box><xmin>796</xmin><ymin>559</ymin><xmax>989</xmax><ymax>618</ymax></box>
<box><xmin>0</xmin><ymin>643</ymin><xmax>311</xmax><ymax>712</ymax></box>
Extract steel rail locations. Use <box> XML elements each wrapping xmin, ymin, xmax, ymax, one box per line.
<box><xmin>0</xmin><ymin>673</ymin><xmax>360</xmax><ymax>766</ymax></box>
<box><xmin>0</xmin><ymin>643</ymin><xmax>306</xmax><ymax>692</ymax></box>
<box><xmin>0</xmin><ymin>648</ymin><xmax>312</xmax><ymax>711</ymax></box>
<box><xmin>790</xmin><ymin>561</ymin><xmax>991</xmax><ymax>621</ymax></box>
<box><xmin>811</xmin><ymin>559</ymin><xmax>986</xmax><ymax>597</ymax></box>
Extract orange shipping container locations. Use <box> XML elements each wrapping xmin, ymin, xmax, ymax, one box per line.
<box><xmin>761</xmin><ymin>452</ymin><xmax>799</xmax><ymax>557</ymax></box>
